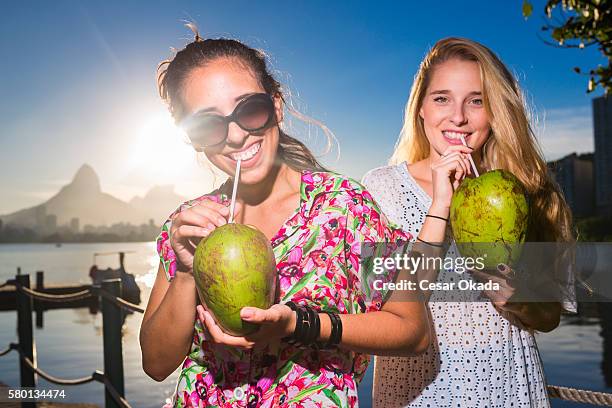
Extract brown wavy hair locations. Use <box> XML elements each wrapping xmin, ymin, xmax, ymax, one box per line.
<box><xmin>157</xmin><ymin>24</ymin><xmax>331</xmax><ymax>173</ymax></box>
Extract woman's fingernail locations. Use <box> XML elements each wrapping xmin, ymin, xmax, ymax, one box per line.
<box><xmin>497</xmin><ymin>263</ymin><xmax>507</xmax><ymax>272</ymax></box>
<box><xmin>241</xmin><ymin>308</ymin><xmax>253</xmax><ymax>319</ymax></box>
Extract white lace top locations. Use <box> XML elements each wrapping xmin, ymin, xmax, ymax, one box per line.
<box><xmin>362</xmin><ymin>163</ymin><xmax>575</xmax><ymax>408</ymax></box>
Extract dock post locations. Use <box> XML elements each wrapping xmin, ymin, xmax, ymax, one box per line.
<box><xmin>16</xmin><ymin>273</ymin><xmax>36</xmax><ymax>408</ymax></box>
<box><xmin>101</xmin><ymin>279</ymin><xmax>124</xmax><ymax>408</ymax></box>
<box><xmin>35</xmin><ymin>271</ymin><xmax>43</xmax><ymax>328</ymax></box>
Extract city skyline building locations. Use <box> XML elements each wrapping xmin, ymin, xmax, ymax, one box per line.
<box><xmin>593</xmin><ymin>96</ymin><xmax>612</xmax><ymax>215</ymax></box>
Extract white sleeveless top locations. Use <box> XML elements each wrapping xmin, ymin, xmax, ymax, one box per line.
<box><xmin>361</xmin><ymin>163</ymin><xmax>572</xmax><ymax>408</ymax></box>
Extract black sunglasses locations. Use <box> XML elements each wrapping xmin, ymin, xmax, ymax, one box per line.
<box><xmin>181</xmin><ymin>93</ymin><xmax>276</xmax><ymax>150</ymax></box>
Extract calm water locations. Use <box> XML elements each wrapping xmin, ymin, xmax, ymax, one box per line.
<box><xmin>0</xmin><ymin>243</ymin><xmax>609</xmax><ymax>407</ymax></box>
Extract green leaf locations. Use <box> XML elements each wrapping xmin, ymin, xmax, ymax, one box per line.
<box><xmin>288</xmin><ymin>384</ymin><xmax>328</xmax><ymax>403</ymax></box>
<box><xmin>277</xmin><ymin>359</ymin><xmax>296</xmax><ymax>381</ymax></box>
<box><xmin>323</xmin><ymin>388</ymin><xmax>344</xmax><ymax>407</ymax></box>
<box><xmin>352</xmin><ymin>216</ymin><xmax>360</xmax><ymax>230</ymax></box>
<box><xmin>319</xmin><ymin>274</ymin><xmax>333</xmax><ymax>288</ymax></box>
<box><xmin>331</xmin><ymin>241</ymin><xmax>344</xmax><ymax>258</ymax></box>
<box><xmin>522</xmin><ymin>0</ymin><xmax>534</xmax><ymax>18</ymax></box>
<box><xmin>302</xmin><ymin>226</ymin><xmax>320</xmax><ymax>254</ymax></box>
<box><xmin>282</xmin><ymin>269</ymin><xmax>317</xmax><ymax>300</ymax></box>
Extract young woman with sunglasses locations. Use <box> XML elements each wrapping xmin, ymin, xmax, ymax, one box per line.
<box><xmin>139</xmin><ymin>27</ymin><xmax>430</xmax><ymax>408</ymax></box>
<box><xmin>362</xmin><ymin>38</ymin><xmax>576</xmax><ymax>407</ymax></box>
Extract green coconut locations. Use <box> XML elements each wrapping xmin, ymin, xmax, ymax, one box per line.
<box><xmin>193</xmin><ymin>223</ymin><xmax>277</xmax><ymax>336</ymax></box>
<box><xmin>450</xmin><ymin>170</ymin><xmax>529</xmax><ymax>269</ymax></box>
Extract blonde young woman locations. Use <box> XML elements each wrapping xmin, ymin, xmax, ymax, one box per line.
<box><xmin>362</xmin><ymin>37</ymin><xmax>576</xmax><ymax>407</ymax></box>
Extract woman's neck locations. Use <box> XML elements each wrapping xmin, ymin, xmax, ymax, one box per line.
<box><xmin>233</xmin><ymin>163</ymin><xmax>302</xmax><ymax>238</ymax></box>
<box><xmin>237</xmin><ymin>163</ymin><xmax>301</xmax><ymax>208</ymax></box>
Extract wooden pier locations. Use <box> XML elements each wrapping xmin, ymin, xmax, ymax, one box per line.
<box><xmin>0</xmin><ymin>271</ymin><xmax>98</xmax><ymax>329</ymax></box>
<box><xmin>0</xmin><ymin>272</ymin><xmax>137</xmax><ymax>408</ymax></box>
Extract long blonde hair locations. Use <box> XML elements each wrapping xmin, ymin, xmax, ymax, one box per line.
<box><xmin>391</xmin><ymin>37</ymin><xmax>573</xmax><ymax>242</ymax></box>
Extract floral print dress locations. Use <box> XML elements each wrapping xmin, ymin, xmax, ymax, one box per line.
<box><xmin>156</xmin><ymin>171</ymin><xmax>410</xmax><ymax>408</ymax></box>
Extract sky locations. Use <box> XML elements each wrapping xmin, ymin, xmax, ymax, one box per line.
<box><xmin>0</xmin><ymin>0</ymin><xmax>606</xmax><ymax>216</ymax></box>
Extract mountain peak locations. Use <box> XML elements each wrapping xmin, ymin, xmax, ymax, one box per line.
<box><xmin>146</xmin><ymin>184</ymin><xmax>175</xmax><ymax>196</ymax></box>
<box><xmin>71</xmin><ymin>164</ymin><xmax>101</xmax><ymax>193</ymax></box>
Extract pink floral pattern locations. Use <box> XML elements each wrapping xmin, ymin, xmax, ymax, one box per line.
<box><xmin>156</xmin><ymin>171</ymin><xmax>411</xmax><ymax>407</ymax></box>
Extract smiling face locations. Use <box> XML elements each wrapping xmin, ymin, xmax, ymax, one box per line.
<box><xmin>180</xmin><ymin>57</ymin><xmax>283</xmax><ymax>184</ymax></box>
<box><xmin>419</xmin><ymin>58</ymin><xmax>491</xmax><ymax>159</ymax></box>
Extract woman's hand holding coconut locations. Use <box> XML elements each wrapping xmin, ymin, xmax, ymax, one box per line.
<box><xmin>196</xmin><ymin>303</ymin><xmax>295</xmax><ymax>350</ymax></box>
<box><xmin>166</xmin><ymin>199</ymin><xmax>296</xmax><ymax>348</ymax></box>
<box><xmin>169</xmin><ymin>200</ymin><xmax>241</xmax><ymax>273</ymax></box>
<box><xmin>431</xmin><ymin>152</ymin><xmax>524</xmax><ymax>315</ymax></box>
<box><xmin>470</xmin><ymin>263</ymin><xmax>562</xmax><ymax>332</ymax></box>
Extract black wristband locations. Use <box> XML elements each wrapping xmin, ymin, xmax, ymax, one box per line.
<box><xmin>296</xmin><ymin>305</ymin><xmax>308</xmax><ymax>344</ymax></box>
<box><xmin>321</xmin><ymin>312</ymin><xmax>342</xmax><ymax>348</ymax></box>
<box><xmin>416</xmin><ymin>236</ymin><xmax>444</xmax><ymax>248</ymax></box>
<box><xmin>306</xmin><ymin>305</ymin><xmax>321</xmax><ymax>346</ymax></box>
<box><xmin>334</xmin><ymin>313</ymin><xmax>343</xmax><ymax>346</ymax></box>
<box><xmin>330</xmin><ymin>312</ymin><xmax>342</xmax><ymax>347</ymax></box>
<box><xmin>282</xmin><ymin>302</ymin><xmax>322</xmax><ymax>348</ymax></box>
<box><xmin>313</xmin><ymin>308</ymin><xmax>321</xmax><ymax>345</ymax></box>
<box><xmin>282</xmin><ymin>301</ymin><xmax>301</xmax><ymax>345</ymax></box>
<box><xmin>304</xmin><ymin>306</ymin><xmax>315</xmax><ymax>345</ymax></box>
<box><xmin>425</xmin><ymin>214</ymin><xmax>448</xmax><ymax>222</ymax></box>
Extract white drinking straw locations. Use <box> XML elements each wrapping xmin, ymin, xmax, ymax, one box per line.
<box><xmin>459</xmin><ymin>135</ymin><xmax>480</xmax><ymax>177</ymax></box>
<box><xmin>228</xmin><ymin>159</ymin><xmax>241</xmax><ymax>223</ymax></box>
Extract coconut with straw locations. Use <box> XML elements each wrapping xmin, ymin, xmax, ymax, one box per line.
<box><xmin>450</xmin><ymin>136</ymin><xmax>530</xmax><ymax>269</ymax></box>
<box><xmin>192</xmin><ymin>159</ymin><xmax>277</xmax><ymax>336</ymax></box>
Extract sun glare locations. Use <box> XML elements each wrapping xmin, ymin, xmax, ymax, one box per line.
<box><xmin>127</xmin><ymin>110</ymin><xmax>196</xmax><ymax>182</ymax></box>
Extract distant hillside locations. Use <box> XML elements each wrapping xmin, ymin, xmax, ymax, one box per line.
<box><xmin>130</xmin><ymin>184</ymin><xmax>186</xmax><ymax>224</ymax></box>
<box><xmin>1</xmin><ymin>164</ymin><xmax>186</xmax><ymax>229</ymax></box>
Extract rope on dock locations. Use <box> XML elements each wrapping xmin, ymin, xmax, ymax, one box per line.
<box><xmin>17</xmin><ymin>285</ymin><xmax>93</xmax><ymax>302</ymax></box>
<box><xmin>94</xmin><ymin>287</ymin><xmax>145</xmax><ymax>314</ymax></box>
<box><xmin>21</xmin><ymin>355</ymin><xmax>97</xmax><ymax>385</ymax></box>
<box><xmin>95</xmin><ymin>372</ymin><xmax>133</xmax><ymax>408</ymax></box>
<box><xmin>10</xmin><ymin>282</ymin><xmax>144</xmax><ymax>313</ymax></box>
<box><xmin>0</xmin><ymin>342</ymin><xmax>17</xmax><ymax>357</ymax></box>
<box><xmin>18</xmin><ymin>352</ymin><xmax>132</xmax><ymax>408</ymax></box>
<box><xmin>548</xmin><ymin>385</ymin><xmax>612</xmax><ymax>406</ymax></box>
